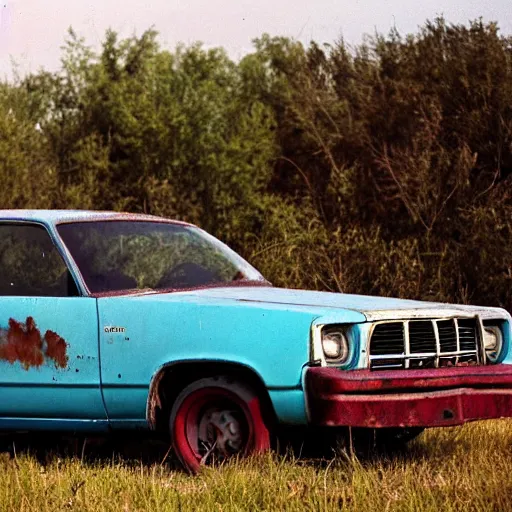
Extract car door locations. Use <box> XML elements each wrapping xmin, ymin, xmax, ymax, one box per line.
<box><xmin>0</xmin><ymin>222</ymin><xmax>107</xmax><ymax>424</ymax></box>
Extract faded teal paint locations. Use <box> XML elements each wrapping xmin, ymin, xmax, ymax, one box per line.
<box><xmin>176</xmin><ymin>286</ymin><xmax>437</xmax><ymax>313</ymax></box>
<box><xmin>268</xmin><ymin>389</ymin><xmax>307</xmax><ymax>425</ymax></box>
<box><xmin>98</xmin><ymin>293</ymin><xmax>318</xmax><ymax>421</ymax></box>
<box><xmin>96</xmin><ymin>289</ymin><xmax>368</xmax><ymax>424</ymax></box>
<box><xmin>101</xmin><ymin>386</ymin><xmax>149</xmax><ymax>420</ymax></box>
<box><xmin>497</xmin><ymin>319</ymin><xmax>512</xmax><ymax>365</ymax></box>
<box><xmin>0</xmin><ymin>297</ymin><xmax>106</xmax><ymax>420</ymax></box>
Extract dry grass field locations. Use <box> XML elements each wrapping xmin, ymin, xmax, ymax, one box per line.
<box><xmin>0</xmin><ymin>420</ymin><xmax>511</xmax><ymax>511</ymax></box>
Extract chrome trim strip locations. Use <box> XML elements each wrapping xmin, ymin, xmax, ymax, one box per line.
<box><xmin>403</xmin><ymin>320</ymin><xmax>410</xmax><ymax>369</ymax></box>
<box><xmin>476</xmin><ymin>316</ymin><xmax>486</xmax><ymax>364</ymax></box>
<box><xmin>455</xmin><ymin>318</ymin><xmax>460</xmax><ymax>365</ymax></box>
<box><xmin>310</xmin><ymin>324</ymin><xmax>326</xmax><ymax>366</ymax></box>
<box><xmin>433</xmin><ymin>320</ymin><xmax>441</xmax><ymax>368</ymax></box>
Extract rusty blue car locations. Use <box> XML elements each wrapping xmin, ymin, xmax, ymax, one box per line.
<box><xmin>0</xmin><ymin>210</ymin><xmax>511</xmax><ymax>472</ymax></box>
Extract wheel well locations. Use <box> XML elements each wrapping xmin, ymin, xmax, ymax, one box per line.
<box><xmin>147</xmin><ymin>361</ymin><xmax>277</xmax><ymax>433</ymax></box>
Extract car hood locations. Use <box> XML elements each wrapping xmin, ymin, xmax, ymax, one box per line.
<box><xmin>137</xmin><ymin>285</ymin><xmax>508</xmax><ymax>322</ymax></box>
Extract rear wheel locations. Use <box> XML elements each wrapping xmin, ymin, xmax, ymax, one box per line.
<box><xmin>169</xmin><ymin>376</ymin><xmax>271</xmax><ymax>473</ymax></box>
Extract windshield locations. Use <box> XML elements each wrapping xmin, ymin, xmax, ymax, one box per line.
<box><xmin>57</xmin><ymin>221</ymin><xmax>265</xmax><ymax>294</ymax></box>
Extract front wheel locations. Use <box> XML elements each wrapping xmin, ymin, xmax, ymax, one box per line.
<box><xmin>169</xmin><ymin>376</ymin><xmax>271</xmax><ymax>473</ymax></box>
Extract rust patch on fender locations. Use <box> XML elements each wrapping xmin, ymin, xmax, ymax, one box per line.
<box><xmin>0</xmin><ymin>317</ymin><xmax>69</xmax><ymax>370</ymax></box>
<box><xmin>147</xmin><ymin>370</ymin><xmax>165</xmax><ymax>429</ymax></box>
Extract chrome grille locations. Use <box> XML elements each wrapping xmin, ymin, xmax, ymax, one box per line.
<box><xmin>369</xmin><ymin>318</ymin><xmax>481</xmax><ymax>370</ymax></box>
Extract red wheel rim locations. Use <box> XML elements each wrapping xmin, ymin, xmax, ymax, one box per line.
<box><xmin>173</xmin><ymin>387</ymin><xmax>256</xmax><ymax>470</ymax></box>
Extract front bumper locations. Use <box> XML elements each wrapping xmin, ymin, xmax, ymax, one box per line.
<box><xmin>305</xmin><ymin>365</ymin><xmax>512</xmax><ymax>428</ymax></box>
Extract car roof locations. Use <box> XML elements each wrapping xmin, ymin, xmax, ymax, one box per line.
<box><xmin>0</xmin><ymin>209</ymin><xmax>193</xmax><ymax>226</ymax></box>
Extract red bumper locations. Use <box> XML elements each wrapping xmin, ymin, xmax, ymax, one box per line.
<box><xmin>305</xmin><ymin>365</ymin><xmax>512</xmax><ymax>428</ymax></box>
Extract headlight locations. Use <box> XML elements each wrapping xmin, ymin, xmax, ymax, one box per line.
<box><xmin>483</xmin><ymin>326</ymin><xmax>503</xmax><ymax>363</ymax></box>
<box><xmin>321</xmin><ymin>329</ymin><xmax>349</xmax><ymax>363</ymax></box>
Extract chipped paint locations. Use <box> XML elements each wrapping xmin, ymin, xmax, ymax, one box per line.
<box><xmin>0</xmin><ymin>317</ymin><xmax>69</xmax><ymax>370</ymax></box>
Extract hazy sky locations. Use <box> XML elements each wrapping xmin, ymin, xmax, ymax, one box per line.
<box><xmin>0</xmin><ymin>0</ymin><xmax>511</xmax><ymax>79</ymax></box>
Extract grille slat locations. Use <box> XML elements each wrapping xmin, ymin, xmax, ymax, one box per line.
<box><xmin>370</xmin><ymin>323</ymin><xmax>405</xmax><ymax>368</ymax></box>
<box><xmin>437</xmin><ymin>319</ymin><xmax>458</xmax><ymax>352</ymax></box>
<box><xmin>458</xmin><ymin>319</ymin><xmax>478</xmax><ymax>351</ymax></box>
<box><xmin>409</xmin><ymin>321</ymin><xmax>436</xmax><ymax>354</ymax></box>
<box><xmin>370</xmin><ymin>317</ymin><xmax>480</xmax><ymax>370</ymax></box>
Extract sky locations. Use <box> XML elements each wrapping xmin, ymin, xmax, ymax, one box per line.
<box><xmin>0</xmin><ymin>0</ymin><xmax>511</xmax><ymax>79</ymax></box>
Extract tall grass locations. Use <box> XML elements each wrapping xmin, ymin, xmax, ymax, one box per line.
<box><xmin>0</xmin><ymin>420</ymin><xmax>511</xmax><ymax>511</ymax></box>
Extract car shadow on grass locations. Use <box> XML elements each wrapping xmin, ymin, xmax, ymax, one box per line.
<box><xmin>0</xmin><ymin>431</ymin><xmax>183</xmax><ymax>470</ymax></box>
<box><xmin>0</xmin><ymin>426</ymin><xmax>457</xmax><ymax>472</ymax></box>
<box><xmin>274</xmin><ymin>426</ymin><xmax>461</xmax><ymax>470</ymax></box>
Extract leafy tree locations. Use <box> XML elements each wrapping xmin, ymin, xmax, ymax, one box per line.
<box><xmin>2</xmin><ymin>18</ymin><xmax>512</xmax><ymax>309</ymax></box>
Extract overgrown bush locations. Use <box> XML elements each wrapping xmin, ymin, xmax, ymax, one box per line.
<box><xmin>2</xmin><ymin>17</ymin><xmax>512</xmax><ymax>308</ymax></box>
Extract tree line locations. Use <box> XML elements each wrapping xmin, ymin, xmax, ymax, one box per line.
<box><xmin>1</xmin><ymin>17</ymin><xmax>512</xmax><ymax>309</ymax></box>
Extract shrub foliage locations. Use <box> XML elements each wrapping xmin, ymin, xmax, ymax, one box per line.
<box><xmin>2</xmin><ymin>18</ymin><xmax>512</xmax><ymax>308</ymax></box>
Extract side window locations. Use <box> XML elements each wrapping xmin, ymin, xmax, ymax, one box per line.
<box><xmin>0</xmin><ymin>224</ymin><xmax>79</xmax><ymax>297</ymax></box>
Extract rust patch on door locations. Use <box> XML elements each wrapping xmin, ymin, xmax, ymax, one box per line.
<box><xmin>0</xmin><ymin>316</ymin><xmax>69</xmax><ymax>370</ymax></box>
<box><xmin>44</xmin><ymin>329</ymin><xmax>69</xmax><ymax>368</ymax></box>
